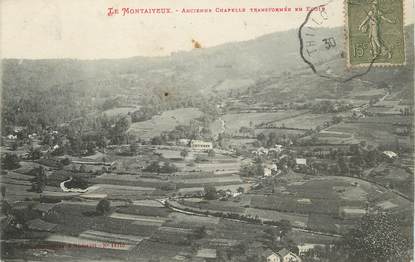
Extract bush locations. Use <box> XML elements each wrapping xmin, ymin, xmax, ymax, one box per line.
<box><xmin>60</xmin><ymin>158</ymin><xmax>71</xmax><ymax>166</ymax></box>
<box><xmin>2</xmin><ymin>154</ymin><xmax>20</xmax><ymax>170</ymax></box>
<box><xmin>96</xmin><ymin>199</ymin><xmax>111</xmax><ymax>215</ymax></box>
<box><xmin>203</xmin><ymin>185</ymin><xmax>217</xmax><ymax>200</ymax></box>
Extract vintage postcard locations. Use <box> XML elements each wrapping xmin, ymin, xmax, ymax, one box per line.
<box><xmin>0</xmin><ymin>0</ymin><xmax>414</xmax><ymax>261</ymax></box>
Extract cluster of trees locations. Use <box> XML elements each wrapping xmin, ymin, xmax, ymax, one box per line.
<box><xmin>328</xmin><ymin>143</ymin><xmax>384</xmax><ymax>177</ymax></box>
<box><xmin>301</xmin><ymin>213</ymin><xmax>412</xmax><ymax>262</ymax></box>
<box><xmin>143</xmin><ymin>161</ymin><xmax>178</xmax><ymax>173</ymax></box>
<box><xmin>28</xmin><ymin>146</ymin><xmax>42</xmax><ymax>161</ymax></box>
<box><xmin>30</xmin><ymin>166</ymin><xmax>47</xmax><ymax>193</ymax></box>
<box><xmin>151</xmin><ymin>120</ymin><xmax>214</xmax><ymax>146</ymax></box>
<box><xmin>344</xmin><ymin>212</ymin><xmax>412</xmax><ymax>262</ymax></box>
<box><xmin>292</xmin><ymin>142</ymin><xmax>386</xmax><ymax>177</ymax></box>
<box><xmin>255</xmin><ymin>132</ymin><xmax>295</xmax><ymax>148</ymax></box>
<box><xmin>64</xmin><ymin>176</ymin><xmax>89</xmax><ymax>190</ymax></box>
<box><xmin>240</xmin><ymin>159</ymin><xmax>265</xmax><ymax>177</ymax></box>
<box><xmin>96</xmin><ymin>199</ymin><xmax>111</xmax><ymax>215</ymax></box>
<box><xmin>2</xmin><ymin>72</ymin><xmax>95</xmax><ymax>135</ymax></box>
<box><xmin>130</xmin><ymin>106</ymin><xmax>158</xmax><ymax>123</ymax></box>
<box><xmin>238</xmin><ymin>126</ymin><xmax>255</xmax><ymax>137</ymax></box>
<box><xmin>101</xmin><ymin>97</ymin><xmax>122</xmax><ymax>111</ymax></box>
<box><xmin>310</xmin><ymin>100</ymin><xmax>353</xmax><ymax>114</ymax></box>
<box><xmin>2</xmin><ymin>154</ymin><xmax>20</xmax><ymax>170</ymax></box>
<box><xmin>39</xmin><ymin>115</ymin><xmax>131</xmax><ymax>157</ymax></box>
<box><xmin>193</xmin><ymin>149</ymin><xmax>216</xmax><ymax>163</ymax></box>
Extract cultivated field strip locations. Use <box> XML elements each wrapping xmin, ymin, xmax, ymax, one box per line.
<box><xmin>46</xmin><ymin>234</ymin><xmax>135</xmax><ymax>250</ymax></box>
<box><xmin>109</xmin><ymin>212</ymin><xmax>166</xmax><ymax>225</ymax></box>
<box><xmin>79</xmin><ymin>230</ymin><xmax>145</xmax><ymax>245</ymax></box>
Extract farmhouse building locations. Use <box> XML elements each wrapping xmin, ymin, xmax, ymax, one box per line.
<box><xmin>263</xmin><ymin>249</ymin><xmax>280</xmax><ymax>262</ymax></box>
<box><xmin>339</xmin><ymin>207</ymin><xmax>367</xmax><ymax>219</ymax></box>
<box><xmin>295</xmin><ymin>158</ymin><xmax>307</xmax><ymax>165</ymax></box>
<box><xmin>274</xmin><ymin>144</ymin><xmax>283</xmax><ymax>152</ymax></box>
<box><xmin>195</xmin><ymin>248</ymin><xmax>217</xmax><ymax>261</ymax></box>
<box><xmin>297</xmin><ymin>243</ymin><xmax>333</xmax><ymax>256</ymax></box>
<box><xmin>264</xmin><ymin>163</ymin><xmax>278</xmax><ymax>177</ymax></box>
<box><xmin>178</xmin><ymin>138</ymin><xmax>190</xmax><ymax>146</ymax></box>
<box><xmin>383</xmin><ymin>151</ymin><xmax>398</xmax><ymax>159</ymax></box>
<box><xmin>262</xmin><ymin>248</ymin><xmax>302</xmax><ymax>262</ymax></box>
<box><xmin>33</xmin><ymin>203</ymin><xmax>58</xmax><ymax>218</ymax></box>
<box><xmin>278</xmin><ymin>248</ymin><xmax>301</xmax><ymax>262</ymax></box>
<box><xmin>191</xmin><ymin>140</ymin><xmax>213</xmax><ymax>150</ymax></box>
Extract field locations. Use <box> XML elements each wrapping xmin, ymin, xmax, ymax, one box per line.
<box><xmin>1</xmin><ymin>166</ymin><xmax>63</xmax><ymax>201</ymax></box>
<box><xmin>132</xmin><ymin>200</ymin><xmax>164</xmax><ymax>207</ymax></box>
<box><xmin>102</xmin><ymin>106</ymin><xmax>140</xmax><ymax>117</ymax></box>
<box><xmin>346</xmin><ymin>85</ymin><xmax>387</xmax><ymax>100</ymax></box>
<box><xmin>127</xmin><ymin>108</ymin><xmax>203</xmax><ymax>139</ymax></box>
<box><xmin>211</xmin><ymin>219</ymin><xmax>268</xmax><ymax>241</ymax></box>
<box><xmin>218</xmin><ymin>110</ymin><xmax>307</xmax><ymax>133</ymax></box>
<box><xmin>213</xmin><ymin>79</ymin><xmax>255</xmax><ymax>92</ymax></box>
<box><xmin>320</xmin><ymin>116</ymin><xmax>412</xmax><ymax>148</ymax></box>
<box><xmin>47</xmin><ymin>203</ymin><xmax>160</xmax><ymax>237</ymax></box>
<box><xmin>173</xmin><ymin>170</ymin><xmax>413</xmax><ymax>233</ymax></box>
<box><xmin>179</xmin><ymin>160</ymin><xmax>241</xmax><ymax>173</ymax></box>
<box><xmin>179</xmin><ymin>199</ymin><xmax>245</xmax><ymax>214</ymax></box>
<box><xmin>129</xmin><ymin>240</ymin><xmax>192</xmax><ymax>261</ymax></box>
<box><xmin>116</xmin><ymin>205</ymin><xmax>172</xmax><ymax>217</ymax></box>
<box><xmin>272</xmin><ymin>113</ymin><xmax>336</xmax><ymax>130</ymax></box>
<box><xmin>46</xmin><ymin>234</ymin><xmax>135</xmax><ymax>250</ymax></box>
<box><xmin>109</xmin><ymin>213</ymin><xmax>167</xmax><ymax>226</ymax></box>
<box><xmin>79</xmin><ymin>230</ymin><xmax>145</xmax><ymax>245</ymax></box>
<box><xmin>245</xmin><ymin>208</ymin><xmax>309</xmax><ymax>227</ymax></box>
<box><xmin>166</xmin><ymin>212</ymin><xmax>220</xmax><ymax>228</ymax></box>
<box><xmin>254</xmin><ymin>128</ymin><xmax>306</xmax><ymax>137</ymax></box>
<box><xmin>87</xmin><ymin>184</ymin><xmax>156</xmax><ymax>200</ymax></box>
<box><xmin>227</xmin><ymin>138</ymin><xmax>257</xmax><ymax>147</ymax></box>
<box><xmin>247</xmin><ymin>175</ymin><xmax>413</xmax><ymax>233</ymax></box>
<box><xmin>367</xmin><ymin>163</ymin><xmax>413</xmax><ymax>198</ymax></box>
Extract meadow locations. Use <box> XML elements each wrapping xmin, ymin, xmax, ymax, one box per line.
<box><xmin>127</xmin><ymin>107</ymin><xmax>203</xmax><ymax>139</ymax></box>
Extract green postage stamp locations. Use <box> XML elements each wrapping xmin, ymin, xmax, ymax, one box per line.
<box><xmin>346</xmin><ymin>0</ymin><xmax>405</xmax><ymax>66</ymax></box>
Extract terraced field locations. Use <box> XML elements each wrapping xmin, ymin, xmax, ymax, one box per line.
<box><xmin>127</xmin><ymin>108</ymin><xmax>203</xmax><ymax>139</ymax></box>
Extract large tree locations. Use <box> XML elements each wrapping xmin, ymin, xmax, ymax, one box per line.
<box><xmin>180</xmin><ymin>149</ymin><xmax>189</xmax><ymax>159</ymax></box>
<box><xmin>203</xmin><ymin>185</ymin><xmax>217</xmax><ymax>200</ymax></box>
<box><xmin>96</xmin><ymin>199</ymin><xmax>111</xmax><ymax>215</ymax></box>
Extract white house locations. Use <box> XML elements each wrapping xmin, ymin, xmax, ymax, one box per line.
<box><xmin>263</xmin><ymin>248</ymin><xmax>301</xmax><ymax>262</ymax></box>
<box><xmin>383</xmin><ymin>151</ymin><xmax>398</xmax><ymax>159</ymax></box>
<box><xmin>295</xmin><ymin>158</ymin><xmax>307</xmax><ymax>165</ymax></box>
<box><xmin>264</xmin><ymin>167</ymin><xmax>272</xmax><ymax>177</ymax></box>
<box><xmin>253</xmin><ymin>147</ymin><xmax>269</xmax><ymax>156</ymax></box>
<box><xmin>297</xmin><ymin>244</ymin><xmax>330</xmax><ymax>256</ymax></box>
<box><xmin>7</xmin><ymin>134</ymin><xmax>17</xmax><ymax>140</ymax></box>
<box><xmin>178</xmin><ymin>138</ymin><xmax>190</xmax><ymax>146</ymax></box>
<box><xmin>264</xmin><ymin>163</ymin><xmax>278</xmax><ymax>177</ymax></box>
<box><xmin>191</xmin><ymin>140</ymin><xmax>213</xmax><ymax>150</ymax></box>
<box><xmin>263</xmin><ymin>249</ymin><xmax>280</xmax><ymax>262</ymax></box>
<box><xmin>273</xmin><ymin>144</ymin><xmax>283</xmax><ymax>152</ymax></box>
<box><xmin>278</xmin><ymin>248</ymin><xmax>302</xmax><ymax>262</ymax></box>
<box><xmin>339</xmin><ymin>207</ymin><xmax>367</xmax><ymax>219</ymax></box>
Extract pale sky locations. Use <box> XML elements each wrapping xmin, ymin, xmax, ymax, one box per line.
<box><xmin>1</xmin><ymin>0</ymin><xmax>413</xmax><ymax>59</ymax></box>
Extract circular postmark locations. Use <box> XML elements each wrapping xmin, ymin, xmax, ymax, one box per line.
<box><xmin>298</xmin><ymin>0</ymin><xmax>378</xmax><ymax>82</ymax></box>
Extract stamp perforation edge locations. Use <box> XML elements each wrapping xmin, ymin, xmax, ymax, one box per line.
<box><xmin>344</xmin><ymin>0</ymin><xmax>407</xmax><ymax>68</ymax></box>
